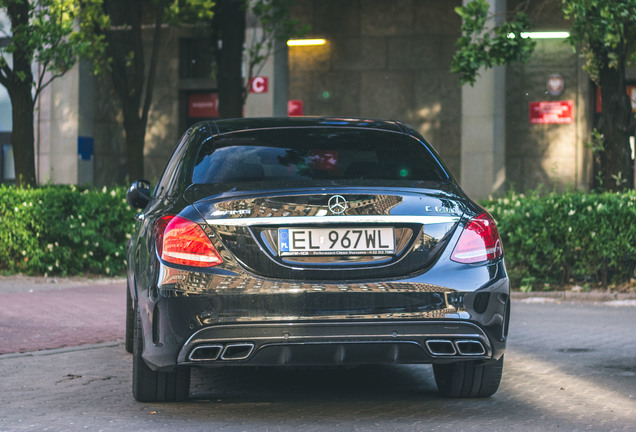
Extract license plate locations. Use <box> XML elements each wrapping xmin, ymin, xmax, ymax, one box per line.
<box><xmin>278</xmin><ymin>227</ymin><xmax>394</xmax><ymax>256</ymax></box>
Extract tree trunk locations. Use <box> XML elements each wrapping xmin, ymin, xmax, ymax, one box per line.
<box><xmin>123</xmin><ymin>106</ymin><xmax>146</xmax><ymax>181</ymax></box>
<box><xmin>216</xmin><ymin>0</ymin><xmax>246</xmax><ymax>119</ymax></box>
<box><xmin>597</xmin><ymin>62</ymin><xmax>634</xmax><ymax>191</ymax></box>
<box><xmin>104</xmin><ymin>0</ymin><xmax>149</xmax><ymax>181</ymax></box>
<box><xmin>5</xmin><ymin>0</ymin><xmax>36</xmax><ymax>187</ymax></box>
<box><xmin>8</xmin><ymin>84</ymin><xmax>36</xmax><ymax>187</ymax></box>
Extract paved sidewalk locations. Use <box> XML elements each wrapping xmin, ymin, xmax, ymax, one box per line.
<box><xmin>0</xmin><ymin>276</ymin><xmax>125</xmax><ymax>354</ymax></box>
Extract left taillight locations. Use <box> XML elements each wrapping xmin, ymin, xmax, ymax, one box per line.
<box><xmin>154</xmin><ymin>215</ymin><xmax>223</xmax><ymax>267</ymax></box>
<box><xmin>450</xmin><ymin>212</ymin><xmax>503</xmax><ymax>264</ymax></box>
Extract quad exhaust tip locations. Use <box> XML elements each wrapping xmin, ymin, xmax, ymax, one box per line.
<box><xmin>221</xmin><ymin>343</ymin><xmax>255</xmax><ymax>360</ymax></box>
<box><xmin>188</xmin><ymin>344</ymin><xmax>223</xmax><ymax>362</ymax></box>
<box><xmin>425</xmin><ymin>339</ymin><xmax>486</xmax><ymax>357</ymax></box>
<box><xmin>426</xmin><ymin>340</ymin><xmax>457</xmax><ymax>356</ymax></box>
<box><xmin>455</xmin><ymin>340</ymin><xmax>486</xmax><ymax>356</ymax></box>
<box><xmin>188</xmin><ymin>342</ymin><xmax>255</xmax><ymax>362</ymax></box>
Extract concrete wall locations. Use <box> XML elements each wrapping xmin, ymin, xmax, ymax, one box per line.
<box><xmin>288</xmin><ymin>0</ymin><xmax>463</xmax><ymax>181</ymax></box>
<box><xmin>36</xmin><ymin>64</ymin><xmax>80</xmax><ymax>185</ymax></box>
<box><xmin>505</xmin><ymin>0</ymin><xmax>591</xmax><ymax>191</ymax></box>
<box><xmin>289</xmin><ymin>0</ymin><xmax>591</xmax><ymax>194</ymax></box>
<box><xmin>506</xmin><ymin>40</ymin><xmax>589</xmax><ymax>191</ymax></box>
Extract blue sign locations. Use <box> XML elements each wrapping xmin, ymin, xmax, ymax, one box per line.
<box><xmin>279</xmin><ymin>229</ymin><xmax>289</xmax><ymax>252</ymax></box>
<box><xmin>78</xmin><ymin>136</ymin><xmax>94</xmax><ymax>161</ymax></box>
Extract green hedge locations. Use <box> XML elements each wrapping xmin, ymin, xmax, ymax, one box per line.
<box><xmin>482</xmin><ymin>191</ymin><xmax>636</xmax><ymax>290</ymax></box>
<box><xmin>2</xmin><ymin>185</ymin><xmax>635</xmax><ymax>289</ymax></box>
<box><xmin>0</xmin><ymin>184</ymin><xmax>136</xmax><ymax>276</ymax></box>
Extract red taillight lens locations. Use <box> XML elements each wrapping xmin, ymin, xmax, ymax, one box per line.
<box><xmin>451</xmin><ymin>212</ymin><xmax>503</xmax><ymax>264</ymax></box>
<box><xmin>155</xmin><ymin>215</ymin><xmax>223</xmax><ymax>267</ymax></box>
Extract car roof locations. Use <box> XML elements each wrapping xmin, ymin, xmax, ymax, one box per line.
<box><xmin>207</xmin><ymin>117</ymin><xmax>411</xmax><ymax>136</ymax></box>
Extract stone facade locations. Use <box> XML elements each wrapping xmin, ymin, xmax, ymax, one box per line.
<box><xmin>288</xmin><ymin>0</ymin><xmax>463</xmax><ymax>180</ymax></box>
<box><xmin>506</xmin><ymin>38</ymin><xmax>589</xmax><ymax>191</ymax></box>
<box><xmin>288</xmin><ymin>0</ymin><xmax>598</xmax><ymax>193</ymax></box>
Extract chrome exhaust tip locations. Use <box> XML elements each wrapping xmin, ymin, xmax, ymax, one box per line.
<box><xmin>220</xmin><ymin>343</ymin><xmax>255</xmax><ymax>361</ymax></box>
<box><xmin>425</xmin><ymin>339</ymin><xmax>457</xmax><ymax>356</ymax></box>
<box><xmin>188</xmin><ymin>344</ymin><xmax>223</xmax><ymax>361</ymax></box>
<box><xmin>455</xmin><ymin>340</ymin><xmax>486</xmax><ymax>356</ymax></box>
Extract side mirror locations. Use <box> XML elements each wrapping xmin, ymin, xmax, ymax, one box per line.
<box><xmin>127</xmin><ymin>179</ymin><xmax>152</xmax><ymax>209</ymax></box>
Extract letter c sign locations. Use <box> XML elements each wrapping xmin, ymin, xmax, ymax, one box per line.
<box><xmin>249</xmin><ymin>76</ymin><xmax>269</xmax><ymax>94</ymax></box>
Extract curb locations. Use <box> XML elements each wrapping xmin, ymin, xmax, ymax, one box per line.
<box><xmin>511</xmin><ymin>290</ymin><xmax>636</xmax><ymax>303</ymax></box>
<box><xmin>0</xmin><ymin>275</ymin><xmax>125</xmax><ymax>293</ymax></box>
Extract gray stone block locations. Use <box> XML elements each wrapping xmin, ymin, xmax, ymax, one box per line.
<box><xmin>361</xmin><ymin>0</ymin><xmax>415</xmax><ymax>37</ymax></box>
<box><xmin>331</xmin><ymin>38</ymin><xmax>387</xmax><ymax>71</ymax></box>
<box><xmin>359</xmin><ymin>71</ymin><xmax>414</xmax><ymax>119</ymax></box>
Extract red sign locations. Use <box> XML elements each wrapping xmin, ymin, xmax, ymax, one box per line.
<box><xmin>288</xmin><ymin>100</ymin><xmax>304</xmax><ymax>117</ymax></box>
<box><xmin>249</xmin><ymin>76</ymin><xmax>269</xmax><ymax>94</ymax></box>
<box><xmin>188</xmin><ymin>93</ymin><xmax>219</xmax><ymax>118</ymax></box>
<box><xmin>529</xmin><ymin>101</ymin><xmax>574</xmax><ymax>124</ymax></box>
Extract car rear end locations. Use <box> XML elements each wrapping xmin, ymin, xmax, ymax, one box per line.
<box><xmin>129</xmin><ymin>119</ymin><xmax>510</xmax><ymax>400</ymax></box>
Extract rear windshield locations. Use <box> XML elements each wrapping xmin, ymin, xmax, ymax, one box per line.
<box><xmin>191</xmin><ymin>128</ymin><xmax>449</xmax><ymax>185</ymax></box>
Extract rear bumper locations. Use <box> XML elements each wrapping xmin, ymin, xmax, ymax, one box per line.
<box><xmin>140</xmin><ymin>261</ymin><xmax>510</xmax><ymax>371</ymax></box>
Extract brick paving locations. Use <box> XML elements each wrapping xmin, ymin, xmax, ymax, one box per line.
<box><xmin>0</xmin><ymin>278</ymin><xmax>125</xmax><ymax>354</ymax></box>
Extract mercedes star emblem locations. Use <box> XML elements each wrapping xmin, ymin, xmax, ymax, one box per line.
<box><xmin>328</xmin><ymin>195</ymin><xmax>348</xmax><ymax>215</ymax></box>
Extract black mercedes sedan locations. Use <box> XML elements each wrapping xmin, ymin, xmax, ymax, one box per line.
<box><xmin>126</xmin><ymin>117</ymin><xmax>510</xmax><ymax>402</ymax></box>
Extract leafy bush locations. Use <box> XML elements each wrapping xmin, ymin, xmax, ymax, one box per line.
<box><xmin>482</xmin><ymin>191</ymin><xmax>636</xmax><ymax>290</ymax></box>
<box><xmin>0</xmin><ymin>184</ymin><xmax>136</xmax><ymax>276</ymax></box>
<box><xmin>2</xmin><ymin>184</ymin><xmax>635</xmax><ymax>289</ymax></box>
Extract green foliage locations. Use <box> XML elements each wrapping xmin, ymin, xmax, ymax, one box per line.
<box><xmin>0</xmin><ymin>0</ymin><xmax>103</xmax><ymax>95</ymax></box>
<box><xmin>482</xmin><ymin>191</ymin><xmax>636</xmax><ymax>289</ymax></box>
<box><xmin>451</xmin><ymin>0</ymin><xmax>536</xmax><ymax>85</ymax></box>
<box><xmin>0</xmin><ymin>185</ymin><xmax>136</xmax><ymax>276</ymax></box>
<box><xmin>165</xmin><ymin>0</ymin><xmax>215</xmax><ymax>24</ymax></box>
<box><xmin>72</xmin><ymin>0</ymin><xmax>111</xmax><ymax>75</ymax></box>
<box><xmin>561</xmin><ymin>0</ymin><xmax>636</xmax><ymax>81</ymax></box>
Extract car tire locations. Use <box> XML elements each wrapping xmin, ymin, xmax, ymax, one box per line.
<box><xmin>433</xmin><ymin>356</ymin><xmax>504</xmax><ymax>398</ymax></box>
<box><xmin>132</xmin><ymin>309</ymin><xmax>190</xmax><ymax>402</ymax></box>
<box><xmin>125</xmin><ymin>285</ymin><xmax>134</xmax><ymax>354</ymax></box>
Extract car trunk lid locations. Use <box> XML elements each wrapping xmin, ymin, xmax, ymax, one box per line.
<box><xmin>191</xmin><ymin>187</ymin><xmax>464</xmax><ymax>280</ymax></box>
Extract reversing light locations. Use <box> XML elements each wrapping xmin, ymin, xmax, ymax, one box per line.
<box><xmin>451</xmin><ymin>212</ymin><xmax>503</xmax><ymax>264</ymax></box>
<box><xmin>155</xmin><ymin>215</ymin><xmax>222</xmax><ymax>267</ymax></box>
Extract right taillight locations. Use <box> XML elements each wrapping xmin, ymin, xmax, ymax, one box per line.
<box><xmin>450</xmin><ymin>212</ymin><xmax>502</xmax><ymax>264</ymax></box>
<box><xmin>154</xmin><ymin>215</ymin><xmax>223</xmax><ymax>267</ymax></box>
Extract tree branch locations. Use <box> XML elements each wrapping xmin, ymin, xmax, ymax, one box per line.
<box><xmin>34</xmin><ymin>69</ymin><xmax>71</xmax><ymax>101</ymax></box>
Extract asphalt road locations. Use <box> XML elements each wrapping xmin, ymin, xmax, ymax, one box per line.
<box><xmin>0</xmin><ymin>279</ymin><xmax>635</xmax><ymax>431</ymax></box>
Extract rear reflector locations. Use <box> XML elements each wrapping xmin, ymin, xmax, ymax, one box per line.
<box><xmin>155</xmin><ymin>215</ymin><xmax>222</xmax><ymax>267</ymax></box>
<box><xmin>451</xmin><ymin>212</ymin><xmax>502</xmax><ymax>264</ymax></box>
